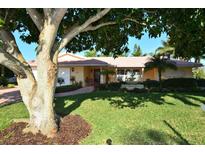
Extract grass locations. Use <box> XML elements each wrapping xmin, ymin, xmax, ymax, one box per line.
<box><xmin>1</xmin><ymin>91</ymin><xmax>205</xmax><ymax>144</ymax></box>
<box><xmin>0</xmin><ymin>103</ymin><xmax>28</xmax><ymax>130</ymax></box>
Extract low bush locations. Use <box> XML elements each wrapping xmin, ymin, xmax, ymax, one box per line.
<box><xmin>196</xmin><ymin>79</ymin><xmax>205</xmax><ymax>87</ymax></box>
<box><xmin>99</xmin><ymin>78</ymin><xmax>203</xmax><ymax>93</ymax></box>
<box><xmin>162</xmin><ymin>78</ymin><xmax>197</xmax><ymax>89</ymax></box>
<box><xmin>0</xmin><ymin>76</ymin><xmax>8</xmax><ymax>87</ymax></box>
<box><xmin>7</xmin><ymin>84</ymin><xmax>16</xmax><ymax>88</ymax></box>
<box><xmin>55</xmin><ymin>82</ymin><xmax>82</xmax><ymax>93</ymax></box>
<box><xmin>98</xmin><ymin>82</ymin><xmax>122</xmax><ymax>91</ymax></box>
<box><xmin>122</xmin><ymin>88</ymin><xmax>148</xmax><ymax>93</ymax></box>
<box><xmin>143</xmin><ymin>80</ymin><xmax>159</xmax><ymax>88</ymax></box>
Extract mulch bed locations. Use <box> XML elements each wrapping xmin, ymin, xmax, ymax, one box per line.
<box><xmin>0</xmin><ymin>115</ymin><xmax>91</xmax><ymax>145</ymax></box>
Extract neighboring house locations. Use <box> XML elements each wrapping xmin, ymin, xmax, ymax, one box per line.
<box><xmin>28</xmin><ymin>53</ymin><xmax>202</xmax><ymax>87</ymax></box>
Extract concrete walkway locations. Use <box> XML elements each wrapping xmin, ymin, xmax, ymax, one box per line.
<box><xmin>0</xmin><ymin>86</ymin><xmax>95</xmax><ymax>105</ymax></box>
<box><xmin>0</xmin><ymin>87</ymin><xmax>21</xmax><ymax>105</ymax></box>
<box><xmin>55</xmin><ymin>86</ymin><xmax>95</xmax><ymax>97</ymax></box>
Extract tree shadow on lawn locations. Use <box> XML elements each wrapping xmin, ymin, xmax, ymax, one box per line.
<box><xmin>166</xmin><ymin>93</ymin><xmax>201</xmax><ymax>107</ymax></box>
<box><xmin>122</xmin><ymin>128</ymin><xmax>190</xmax><ymax>145</ymax></box>
<box><xmin>54</xmin><ymin>91</ymin><xmax>205</xmax><ymax>117</ymax></box>
<box><xmin>54</xmin><ymin>92</ymin><xmax>167</xmax><ymax>116</ymax></box>
<box><xmin>122</xmin><ymin>120</ymin><xmax>190</xmax><ymax>145</ymax></box>
<box><xmin>163</xmin><ymin>120</ymin><xmax>190</xmax><ymax>144</ymax></box>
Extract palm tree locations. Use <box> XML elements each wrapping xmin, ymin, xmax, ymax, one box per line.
<box><xmin>132</xmin><ymin>44</ymin><xmax>142</xmax><ymax>56</ymax></box>
<box><xmin>145</xmin><ymin>55</ymin><xmax>177</xmax><ymax>90</ymax></box>
<box><xmin>155</xmin><ymin>40</ymin><xmax>175</xmax><ymax>59</ymax></box>
<box><xmin>84</xmin><ymin>49</ymin><xmax>98</xmax><ymax>57</ymax></box>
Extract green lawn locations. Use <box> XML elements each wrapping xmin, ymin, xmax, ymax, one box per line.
<box><xmin>1</xmin><ymin>91</ymin><xmax>205</xmax><ymax>144</ymax></box>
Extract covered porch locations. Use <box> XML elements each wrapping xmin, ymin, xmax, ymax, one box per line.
<box><xmin>83</xmin><ymin>66</ymin><xmax>116</xmax><ymax>86</ymax></box>
<box><xmin>83</xmin><ymin>67</ymin><xmax>145</xmax><ymax>86</ymax></box>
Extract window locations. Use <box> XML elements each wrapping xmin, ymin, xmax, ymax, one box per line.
<box><xmin>117</xmin><ymin>69</ymin><xmax>124</xmax><ymax>75</ymax></box>
<box><xmin>133</xmin><ymin>69</ymin><xmax>140</xmax><ymax>75</ymax></box>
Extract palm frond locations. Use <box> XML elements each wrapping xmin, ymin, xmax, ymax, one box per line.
<box><xmin>145</xmin><ymin>56</ymin><xmax>177</xmax><ymax>72</ymax></box>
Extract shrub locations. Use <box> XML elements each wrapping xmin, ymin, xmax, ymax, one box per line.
<box><xmin>131</xmin><ymin>88</ymin><xmax>148</xmax><ymax>93</ymax></box>
<box><xmin>55</xmin><ymin>82</ymin><xmax>82</xmax><ymax>93</ymax></box>
<box><xmin>162</xmin><ymin>78</ymin><xmax>197</xmax><ymax>89</ymax></box>
<box><xmin>0</xmin><ymin>76</ymin><xmax>8</xmax><ymax>87</ymax></box>
<box><xmin>143</xmin><ymin>80</ymin><xmax>159</xmax><ymax>88</ymax></box>
<box><xmin>7</xmin><ymin>84</ymin><xmax>16</xmax><ymax>88</ymax></box>
<box><xmin>98</xmin><ymin>82</ymin><xmax>122</xmax><ymax>91</ymax></box>
<box><xmin>193</xmin><ymin>67</ymin><xmax>205</xmax><ymax>79</ymax></box>
<box><xmin>57</xmin><ymin>77</ymin><xmax>65</xmax><ymax>86</ymax></box>
<box><xmin>196</xmin><ymin>79</ymin><xmax>205</xmax><ymax>87</ymax></box>
<box><xmin>148</xmin><ymin>87</ymin><xmax>161</xmax><ymax>92</ymax></box>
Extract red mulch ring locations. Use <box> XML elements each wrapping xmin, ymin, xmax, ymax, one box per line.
<box><xmin>0</xmin><ymin>115</ymin><xmax>92</xmax><ymax>145</ymax></box>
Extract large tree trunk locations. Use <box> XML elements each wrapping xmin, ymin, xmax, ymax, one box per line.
<box><xmin>0</xmin><ymin>21</ymin><xmax>59</xmax><ymax>137</ymax></box>
<box><xmin>15</xmin><ymin>59</ymin><xmax>58</xmax><ymax>137</ymax></box>
<box><xmin>21</xmin><ymin>20</ymin><xmax>60</xmax><ymax>137</ymax></box>
<box><xmin>16</xmin><ymin>16</ymin><xmax>61</xmax><ymax>137</ymax></box>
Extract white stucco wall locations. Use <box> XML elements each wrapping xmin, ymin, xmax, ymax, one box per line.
<box><xmin>161</xmin><ymin>67</ymin><xmax>193</xmax><ymax>79</ymax></box>
<box><xmin>70</xmin><ymin>67</ymin><xmax>84</xmax><ymax>86</ymax></box>
<box><xmin>31</xmin><ymin>67</ymin><xmax>71</xmax><ymax>87</ymax></box>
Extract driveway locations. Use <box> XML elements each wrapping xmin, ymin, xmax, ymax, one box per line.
<box><xmin>0</xmin><ymin>86</ymin><xmax>95</xmax><ymax>106</ymax></box>
<box><xmin>0</xmin><ymin>87</ymin><xmax>21</xmax><ymax>105</ymax></box>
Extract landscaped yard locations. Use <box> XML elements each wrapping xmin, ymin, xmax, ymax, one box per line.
<box><xmin>1</xmin><ymin>91</ymin><xmax>205</xmax><ymax>144</ymax></box>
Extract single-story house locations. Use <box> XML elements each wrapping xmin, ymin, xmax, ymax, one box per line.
<box><xmin>28</xmin><ymin>53</ymin><xmax>202</xmax><ymax>87</ymax></box>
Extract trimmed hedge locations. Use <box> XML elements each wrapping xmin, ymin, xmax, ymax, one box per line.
<box><xmin>162</xmin><ymin>78</ymin><xmax>198</xmax><ymax>89</ymax></box>
<box><xmin>98</xmin><ymin>82</ymin><xmax>122</xmax><ymax>91</ymax></box>
<box><xmin>143</xmin><ymin>80</ymin><xmax>159</xmax><ymax>88</ymax></box>
<box><xmin>121</xmin><ymin>88</ymin><xmax>148</xmax><ymax>93</ymax></box>
<box><xmin>55</xmin><ymin>83</ymin><xmax>82</xmax><ymax>93</ymax></box>
<box><xmin>98</xmin><ymin>78</ymin><xmax>205</xmax><ymax>93</ymax></box>
<box><xmin>196</xmin><ymin>79</ymin><xmax>205</xmax><ymax>87</ymax></box>
<box><xmin>144</xmin><ymin>78</ymin><xmax>203</xmax><ymax>89</ymax></box>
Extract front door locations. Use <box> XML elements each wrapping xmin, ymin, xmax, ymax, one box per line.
<box><xmin>94</xmin><ymin>69</ymin><xmax>101</xmax><ymax>85</ymax></box>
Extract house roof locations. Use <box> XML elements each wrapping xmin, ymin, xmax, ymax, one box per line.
<box><xmin>59</xmin><ymin>59</ymin><xmax>112</xmax><ymax>67</ymax></box>
<box><xmin>168</xmin><ymin>59</ymin><xmax>203</xmax><ymax>68</ymax></box>
<box><xmin>93</xmin><ymin>56</ymin><xmax>151</xmax><ymax>68</ymax></box>
<box><xmin>28</xmin><ymin>53</ymin><xmax>203</xmax><ymax>68</ymax></box>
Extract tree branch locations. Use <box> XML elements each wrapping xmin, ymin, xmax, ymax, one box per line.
<box><xmin>82</xmin><ymin>21</ymin><xmax>116</xmax><ymax>32</ymax></box>
<box><xmin>56</xmin><ymin>8</ymin><xmax>111</xmax><ymax>53</ymax></box>
<box><xmin>0</xmin><ymin>29</ymin><xmax>28</xmax><ymax>65</ymax></box>
<box><xmin>0</xmin><ymin>28</ymin><xmax>35</xmax><ymax>80</ymax></box>
<box><xmin>82</xmin><ymin>18</ymin><xmax>146</xmax><ymax>32</ymax></box>
<box><xmin>123</xmin><ymin>17</ymin><xmax>146</xmax><ymax>26</ymax></box>
<box><xmin>26</xmin><ymin>8</ymin><xmax>44</xmax><ymax>31</ymax></box>
<box><xmin>0</xmin><ymin>48</ymin><xmax>27</xmax><ymax>78</ymax></box>
<box><xmin>53</xmin><ymin>8</ymin><xmax>67</xmax><ymax>21</ymax></box>
<box><xmin>43</xmin><ymin>8</ymin><xmax>53</xmax><ymax>18</ymax></box>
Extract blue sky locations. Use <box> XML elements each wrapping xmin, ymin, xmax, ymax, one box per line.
<box><xmin>14</xmin><ymin>31</ymin><xmax>168</xmax><ymax>61</ymax></box>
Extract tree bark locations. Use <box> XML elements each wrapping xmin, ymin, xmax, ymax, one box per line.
<box><xmin>1</xmin><ymin>20</ymin><xmax>59</xmax><ymax>137</ymax></box>
<box><xmin>22</xmin><ymin>15</ymin><xmax>62</xmax><ymax>136</ymax></box>
<box><xmin>21</xmin><ymin>61</ymin><xmax>58</xmax><ymax>137</ymax></box>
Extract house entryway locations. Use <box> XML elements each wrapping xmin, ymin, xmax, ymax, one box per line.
<box><xmin>94</xmin><ymin>69</ymin><xmax>101</xmax><ymax>85</ymax></box>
